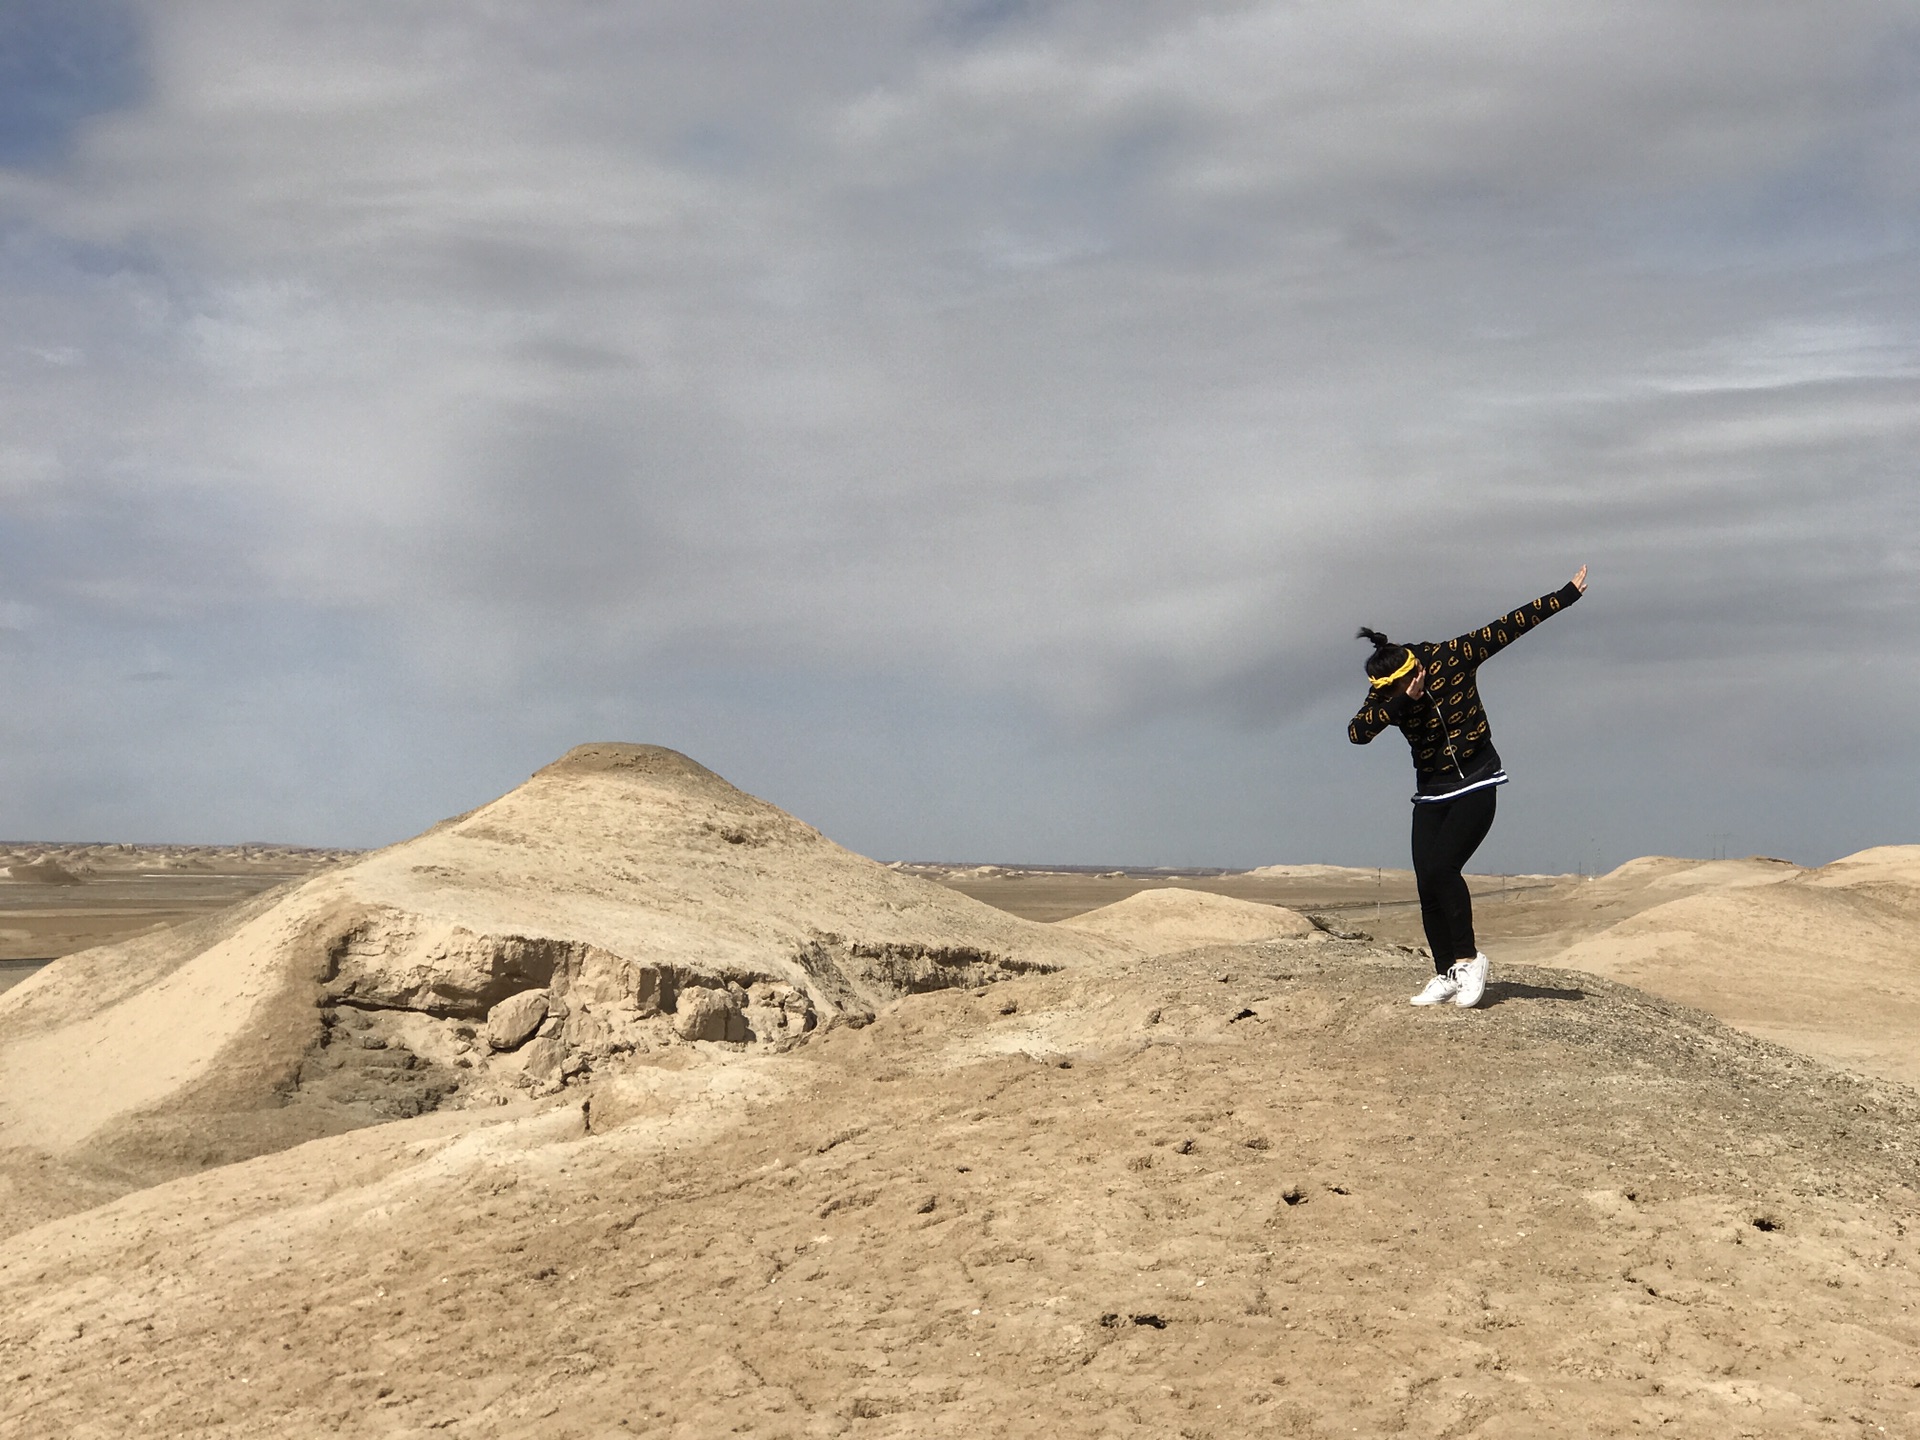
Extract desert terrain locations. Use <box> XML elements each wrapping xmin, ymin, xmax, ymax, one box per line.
<box><xmin>0</xmin><ymin>746</ymin><xmax>1914</xmax><ymax>1438</ymax></box>
<box><xmin>936</xmin><ymin>851</ymin><xmax>1920</xmax><ymax>1091</ymax></box>
<box><xmin>0</xmin><ymin>845</ymin><xmax>354</xmax><ymax>996</ymax></box>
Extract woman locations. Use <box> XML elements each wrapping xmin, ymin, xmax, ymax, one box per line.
<box><xmin>1348</xmin><ymin>566</ymin><xmax>1588</xmax><ymax>1008</ymax></box>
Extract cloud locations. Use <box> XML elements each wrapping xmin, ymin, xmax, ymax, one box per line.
<box><xmin>0</xmin><ymin>0</ymin><xmax>1915</xmax><ymax>865</ymax></box>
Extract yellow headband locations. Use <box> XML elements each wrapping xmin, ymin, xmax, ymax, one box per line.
<box><xmin>1368</xmin><ymin>652</ymin><xmax>1417</xmax><ymax>689</ymax></box>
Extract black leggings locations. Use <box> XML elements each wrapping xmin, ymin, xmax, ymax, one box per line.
<box><xmin>1410</xmin><ymin>788</ymin><xmax>1497</xmax><ymax>974</ymax></box>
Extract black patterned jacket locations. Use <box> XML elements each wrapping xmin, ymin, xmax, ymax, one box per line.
<box><xmin>1347</xmin><ymin>582</ymin><xmax>1582</xmax><ymax>799</ymax></box>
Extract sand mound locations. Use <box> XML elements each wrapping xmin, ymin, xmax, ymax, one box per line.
<box><xmin>1799</xmin><ymin>843</ymin><xmax>1920</xmax><ymax>891</ymax></box>
<box><xmin>0</xmin><ymin>744</ymin><xmax>1119</xmax><ymax>1236</ymax></box>
<box><xmin>1590</xmin><ymin>854</ymin><xmax>1801</xmax><ymax>894</ymax></box>
<box><xmin>1</xmin><ymin>860</ymin><xmax>82</xmax><ymax>885</ymax></box>
<box><xmin>1239</xmin><ymin>862</ymin><xmax>1397</xmax><ymax>884</ymax></box>
<box><xmin>1057</xmin><ymin>887</ymin><xmax>1317</xmax><ymax>954</ymax></box>
<box><xmin>1547</xmin><ymin>845</ymin><xmax>1920</xmax><ymax>1087</ymax></box>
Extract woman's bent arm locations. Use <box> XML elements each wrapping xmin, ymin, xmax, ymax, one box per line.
<box><xmin>1348</xmin><ymin>691</ymin><xmax>1407</xmax><ymax>744</ymax></box>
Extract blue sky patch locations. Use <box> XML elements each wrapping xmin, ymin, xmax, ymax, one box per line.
<box><xmin>0</xmin><ymin>0</ymin><xmax>145</xmax><ymax>168</ymax></box>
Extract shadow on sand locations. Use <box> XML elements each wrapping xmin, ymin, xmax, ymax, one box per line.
<box><xmin>1483</xmin><ymin>981</ymin><xmax>1586</xmax><ymax>1007</ymax></box>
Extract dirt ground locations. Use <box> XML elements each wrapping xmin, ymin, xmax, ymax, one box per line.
<box><xmin>2</xmin><ymin>939</ymin><xmax>1915</xmax><ymax>1439</ymax></box>
<box><xmin>938</xmin><ymin>858</ymin><xmax>1920</xmax><ymax>1090</ymax></box>
<box><xmin>1</xmin><ymin>760</ymin><xmax>1915</xmax><ymax>1440</ymax></box>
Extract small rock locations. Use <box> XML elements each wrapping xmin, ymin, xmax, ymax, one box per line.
<box><xmin>357</xmin><ymin>1034</ymin><xmax>388</xmax><ymax>1051</ymax></box>
<box><xmin>672</xmin><ymin>986</ymin><xmax>743</xmax><ymax>1043</ymax></box>
<box><xmin>521</xmin><ymin>1035</ymin><xmax>566</xmax><ymax>1083</ymax></box>
<box><xmin>487</xmin><ymin>990</ymin><xmax>550</xmax><ymax>1051</ymax></box>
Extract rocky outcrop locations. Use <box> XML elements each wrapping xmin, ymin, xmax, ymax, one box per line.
<box><xmin>323</xmin><ymin>913</ymin><xmax>604</xmax><ymax>1017</ymax></box>
<box><xmin>302</xmin><ymin>924</ymin><xmax>1057</xmax><ymax>1104</ymax></box>
<box><xmin>0</xmin><ymin>742</ymin><xmax>1122</xmax><ymax>1228</ymax></box>
<box><xmin>2</xmin><ymin>861</ymin><xmax>83</xmax><ymax>885</ymax></box>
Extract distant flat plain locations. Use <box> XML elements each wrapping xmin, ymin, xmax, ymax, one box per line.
<box><xmin>0</xmin><ymin>845</ymin><xmax>352</xmax><ymax>993</ymax></box>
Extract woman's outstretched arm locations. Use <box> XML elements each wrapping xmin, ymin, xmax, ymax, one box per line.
<box><xmin>1450</xmin><ymin>567</ymin><xmax>1588</xmax><ymax>665</ymax></box>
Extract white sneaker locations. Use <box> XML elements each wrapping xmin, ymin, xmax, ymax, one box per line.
<box><xmin>1410</xmin><ymin>970</ymin><xmax>1461</xmax><ymax>1006</ymax></box>
<box><xmin>1453</xmin><ymin>953</ymin><xmax>1490</xmax><ymax>1008</ymax></box>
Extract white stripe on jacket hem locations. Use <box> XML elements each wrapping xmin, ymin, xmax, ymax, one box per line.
<box><xmin>1410</xmin><ymin>770</ymin><xmax>1509</xmax><ymax>804</ymax></box>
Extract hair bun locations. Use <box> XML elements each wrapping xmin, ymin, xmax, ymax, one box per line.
<box><xmin>1356</xmin><ymin>625</ymin><xmax>1413</xmax><ymax>683</ymax></box>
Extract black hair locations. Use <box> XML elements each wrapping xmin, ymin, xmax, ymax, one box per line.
<box><xmin>1356</xmin><ymin>626</ymin><xmax>1413</xmax><ymax>681</ymax></box>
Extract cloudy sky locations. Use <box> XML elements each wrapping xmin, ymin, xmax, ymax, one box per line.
<box><xmin>1</xmin><ymin>0</ymin><xmax>1915</xmax><ymax>872</ymax></box>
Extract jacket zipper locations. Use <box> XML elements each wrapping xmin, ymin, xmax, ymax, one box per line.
<box><xmin>1426</xmin><ymin>683</ymin><xmax>1466</xmax><ymax>778</ymax></box>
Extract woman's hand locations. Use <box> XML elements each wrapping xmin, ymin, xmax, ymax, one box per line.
<box><xmin>1572</xmin><ymin>564</ymin><xmax>1589</xmax><ymax>594</ymax></box>
<box><xmin>1405</xmin><ymin>665</ymin><xmax>1426</xmax><ymax>699</ymax></box>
